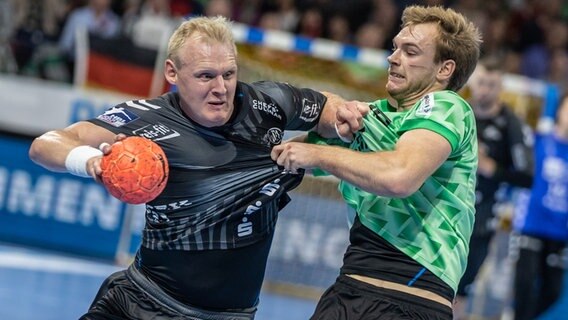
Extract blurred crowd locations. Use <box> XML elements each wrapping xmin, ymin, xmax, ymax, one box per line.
<box><xmin>0</xmin><ymin>0</ymin><xmax>567</xmax><ymax>89</ymax></box>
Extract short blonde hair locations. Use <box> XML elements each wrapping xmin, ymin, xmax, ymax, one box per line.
<box><xmin>167</xmin><ymin>16</ymin><xmax>237</xmax><ymax>68</ymax></box>
<box><xmin>401</xmin><ymin>6</ymin><xmax>482</xmax><ymax>92</ymax></box>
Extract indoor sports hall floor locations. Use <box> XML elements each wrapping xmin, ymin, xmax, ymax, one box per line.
<box><xmin>2</xmin><ymin>241</ymin><xmax>568</xmax><ymax>320</ymax></box>
<box><xmin>0</xmin><ymin>243</ymin><xmax>317</xmax><ymax>320</ymax></box>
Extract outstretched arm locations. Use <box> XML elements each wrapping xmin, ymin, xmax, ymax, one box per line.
<box><xmin>29</xmin><ymin>121</ymin><xmax>116</xmax><ymax>179</ymax></box>
<box><xmin>271</xmin><ymin>129</ymin><xmax>451</xmax><ymax>197</ymax></box>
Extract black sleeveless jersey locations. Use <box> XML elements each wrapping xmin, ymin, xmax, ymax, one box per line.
<box><xmin>88</xmin><ymin>81</ymin><xmax>327</xmax><ymax>309</ymax></box>
<box><xmin>474</xmin><ymin>105</ymin><xmax>533</xmax><ymax>236</ymax></box>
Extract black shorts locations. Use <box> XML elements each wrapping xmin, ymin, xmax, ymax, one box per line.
<box><xmin>310</xmin><ymin>274</ymin><xmax>453</xmax><ymax>320</ymax></box>
<box><xmin>80</xmin><ymin>264</ymin><xmax>256</xmax><ymax>320</ymax></box>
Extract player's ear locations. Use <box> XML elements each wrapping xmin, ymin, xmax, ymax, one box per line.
<box><xmin>164</xmin><ymin>59</ymin><xmax>177</xmax><ymax>85</ymax></box>
<box><xmin>437</xmin><ymin>59</ymin><xmax>455</xmax><ymax>83</ymax></box>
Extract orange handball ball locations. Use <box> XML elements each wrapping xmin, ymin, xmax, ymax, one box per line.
<box><xmin>100</xmin><ymin>136</ymin><xmax>169</xmax><ymax>204</ymax></box>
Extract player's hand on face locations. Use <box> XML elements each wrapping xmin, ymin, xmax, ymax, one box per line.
<box><xmin>271</xmin><ymin>142</ymin><xmax>318</xmax><ymax>173</ymax></box>
<box><xmin>336</xmin><ymin>100</ymin><xmax>369</xmax><ymax>141</ymax></box>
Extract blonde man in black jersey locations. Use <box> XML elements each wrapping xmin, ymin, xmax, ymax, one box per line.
<box><xmin>29</xmin><ymin>16</ymin><xmax>366</xmax><ymax>320</ymax></box>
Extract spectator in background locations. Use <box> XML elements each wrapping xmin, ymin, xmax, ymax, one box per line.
<box><xmin>367</xmin><ymin>0</ymin><xmax>399</xmax><ymax>50</ymax></box>
<box><xmin>9</xmin><ymin>0</ymin><xmax>68</xmax><ymax>73</ymax></box>
<box><xmin>521</xmin><ymin>18</ymin><xmax>568</xmax><ymax>81</ymax></box>
<box><xmin>58</xmin><ymin>0</ymin><xmax>121</xmax><ymax>77</ymax></box>
<box><xmin>258</xmin><ymin>11</ymin><xmax>282</xmax><ymax>31</ymax></box>
<box><xmin>295</xmin><ymin>6</ymin><xmax>324</xmax><ymax>38</ymax></box>
<box><xmin>548</xmin><ymin>48</ymin><xmax>568</xmax><ymax>93</ymax></box>
<box><xmin>511</xmin><ymin>92</ymin><xmax>568</xmax><ymax>320</ymax></box>
<box><xmin>273</xmin><ymin>0</ymin><xmax>301</xmax><ymax>32</ymax></box>
<box><xmin>169</xmin><ymin>0</ymin><xmax>204</xmax><ymax>18</ymax></box>
<box><xmin>454</xmin><ymin>58</ymin><xmax>534</xmax><ymax>320</ymax></box>
<box><xmin>416</xmin><ymin>0</ymin><xmax>449</xmax><ymax>6</ymax></box>
<box><xmin>480</xmin><ymin>13</ymin><xmax>508</xmax><ymax>60</ymax></box>
<box><xmin>0</xmin><ymin>0</ymin><xmax>18</xmax><ymax>73</ymax></box>
<box><xmin>205</xmin><ymin>0</ymin><xmax>232</xmax><ymax>18</ymax></box>
<box><xmin>540</xmin><ymin>0</ymin><xmax>568</xmax><ymax>22</ymax></box>
<box><xmin>451</xmin><ymin>0</ymin><xmax>488</xmax><ymax>34</ymax></box>
<box><xmin>232</xmin><ymin>0</ymin><xmax>263</xmax><ymax>26</ymax></box>
<box><xmin>354</xmin><ymin>22</ymin><xmax>385</xmax><ymax>49</ymax></box>
<box><xmin>121</xmin><ymin>0</ymin><xmax>174</xmax><ymax>50</ymax></box>
<box><xmin>342</xmin><ymin>22</ymin><xmax>386</xmax><ymax>86</ymax></box>
<box><xmin>326</xmin><ymin>14</ymin><xmax>352</xmax><ymax>44</ymax></box>
<box><xmin>506</xmin><ymin>0</ymin><xmax>547</xmax><ymax>54</ymax></box>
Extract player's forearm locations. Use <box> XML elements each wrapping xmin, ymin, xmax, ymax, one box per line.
<box><xmin>29</xmin><ymin>122</ymin><xmax>114</xmax><ymax>173</ymax></box>
<box><xmin>286</xmin><ymin>134</ymin><xmax>308</xmax><ymax>143</ymax></box>
<box><xmin>315</xmin><ymin>146</ymin><xmax>417</xmax><ymax>197</ymax></box>
<box><xmin>316</xmin><ymin>92</ymin><xmax>346</xmax><ymax>137</ymax></box>
<box><xmin>29</xmin><ymin>130</ymin><xmax>84</xmax><ymax>172</ymax></box>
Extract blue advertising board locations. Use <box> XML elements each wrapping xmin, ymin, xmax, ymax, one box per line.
<box><xmin>0</xmin><ymin>133</ymin><xmax>127</xmax><ymax>259</ymax></box>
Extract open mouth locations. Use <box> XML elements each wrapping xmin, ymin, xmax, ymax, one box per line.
<box><xmin>389</xmin><ymin>71</ymin><xmax>405</xmax><ymax>79</ymax></box>
<box><xmin>208</xmin><ymin>101</ymin><xmax>226</xmax><ymax>107</ymax></box>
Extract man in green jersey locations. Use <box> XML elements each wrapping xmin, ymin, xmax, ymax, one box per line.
<box><xmin>271</xmin><ymin>5</ymin><xmax>482</xmax><ymax>320</ymax></box>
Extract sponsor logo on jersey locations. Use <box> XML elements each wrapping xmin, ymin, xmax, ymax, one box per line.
<box><xmin>252</xmin><ymin>99</ymin><xmax>282</xmax><ymax>120</ymax></box>
<box><xmin>147</xmin><ymin>200</ymin><xmax>193</xmax><ymax>213</ymax></box>
<box><xmin>97</xmin><ymin>107</ymin><xmax>139</xmax><ymax>127</ymax></box>
<box><xmin>238</xmin><ymin>200</ymin><xmax>262</xmax><ymax>237</ymax></box>
<box><xmin>259</xmin><ymin>179</ymin><xmax>281</xmax><ymax>197</ymax></box>
<box><xmin>300</xmin><ymin>98</ymin><xmax>321</xmax><ymax>122</ymax></box>
<box><xmin>416</xmin><ymin>93</ymin><xmax>434</xmax><ymax>116</ymax></box>
<box><xmin>146</xmin><ymin>200</ymin><xmax>193</xmax><ymax>223</ymax></box>
<box><xmin>237</xmin><ymin>178</ymin><xmax>282</xmax><ymax>237</ymax></box>
<box><xmin>263</xmin><ymin>127</ymin><xmax>283</xmax><ymax>145</ymax></box>
<box><xmin>133</xmin><ymin>123</ymin><xmax>180</xmax><ymax>141</ymax></box>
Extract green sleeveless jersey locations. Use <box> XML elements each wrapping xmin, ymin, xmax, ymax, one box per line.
<box><xmin>310</xmin><ymin>90</ymin><xmax>477</xmax><ymax>292</ymax></box>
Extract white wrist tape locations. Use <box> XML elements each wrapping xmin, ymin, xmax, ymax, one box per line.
<box><xmin>64</xmin><ymin>146</ymin><xmax>103</xmax><ymax>178</ymax></box>
<box><xmin>334</xmin><ymin>122</ymin><xmax>353</xmax><ymax>143</ymax></box>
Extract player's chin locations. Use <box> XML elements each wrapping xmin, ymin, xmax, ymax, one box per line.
<box><xmin>386</xmin><ymin>85</ymin><xmax>404</xmax><ymax>98</ymax></box>
<box><xmin>204</xmin><ymin>113</ymin><xmax>231</xmax><ymax>127</ymax></box>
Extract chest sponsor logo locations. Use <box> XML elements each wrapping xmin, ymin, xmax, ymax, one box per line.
<box><xmin>237</xmin><ymin>178</ymin><xmax>282</xmax><ymax>237</ymax></box>
<box><xmin>263</xmin><ymin>127</ymin><xmax>283</xmax><ymax>145</ymax></box>
<box><xmin>300</xmin><ymin>98</ymin><xmax>321</xmax><ymax>122</ymax></box>
<box><xmin>416</xmin><ymin>93</ymin><xmax>434</xmax><ymax>116</ymax></box>
<box><xmin>133</xmin><ymin>123</ymin><xmax>180</xmax><ymax>141</ymax></box>
<box><xmin>252</xmin><ymin>99</ymin><xmax>282</xmax><ymax>120</ymax></box>
<box><xmin>97</xmin><ymin>107</ymin><xmax>139</xmax><ymax>127</ymax></box>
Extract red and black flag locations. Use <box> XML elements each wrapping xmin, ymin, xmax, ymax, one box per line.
<box><xmin>81</xmin><ymin>34</ymin><xmax>169</xmax><ymax>98</ymax></box>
